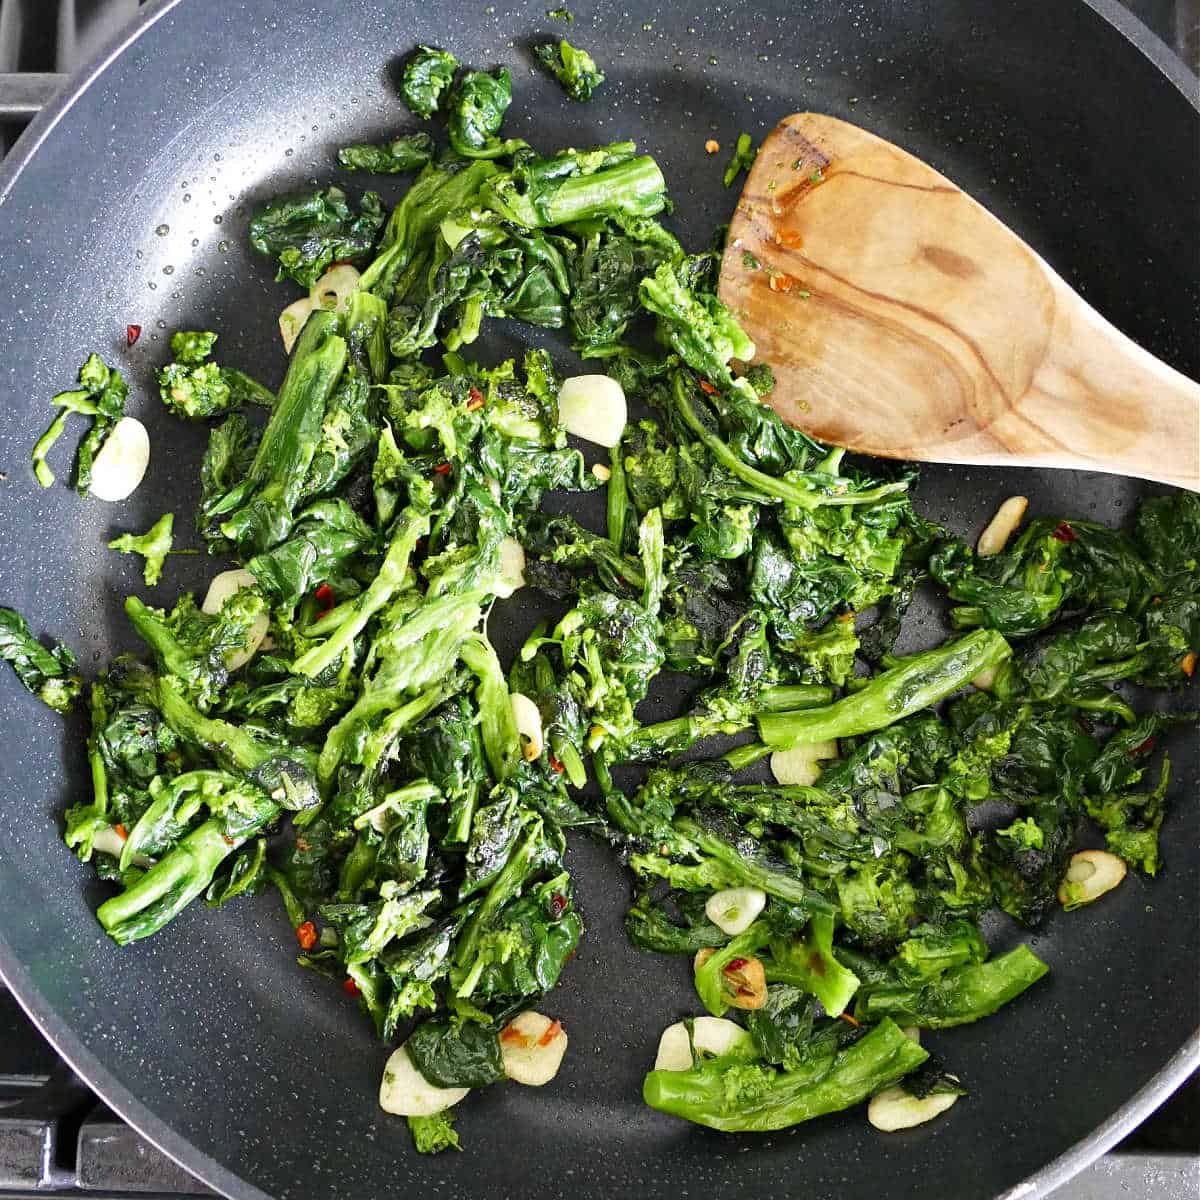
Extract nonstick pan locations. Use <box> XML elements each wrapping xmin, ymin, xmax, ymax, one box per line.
<box><xmin>0</xmin><ymin>2</ymin><xmax>1196</xmax><ymax>1198</ymax></box>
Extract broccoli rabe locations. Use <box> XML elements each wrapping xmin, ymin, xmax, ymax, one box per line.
<box><xmin>400</xmin><ymin>46</ymin><xmax>459</xmax><ymax>118</ymax></box>
<box><xmin>0</xmin><ymin>607</ymin><xmax>82</xmax><ymax>713</ymax></box>
<box><xmin>108</xmin><ymin>513</ymin><xmax>175</xmax><ymax>585</ymax></box>
<box><xmin>535</xmin><ymin>39</ymin><xmax>605</xmax><ymax>101</ymax></box>
<box><xmin>157</xmin><ymin>331</ymin><xmax>275</xmax><ymax>420</ymax></box>
<box><xmin>20</xmin><ymin>44</ymin><xmax>1193</xmax><ymax>1161</ymax></box>
<box><xmin>31</xmin><ymin>353</ymin><xmax>128</xmax><ymax>491</ymax></box>
<box><xmin>338</xmin><ymin>132</ymin><xmax>434</xmax><ymax>174</ymax></box>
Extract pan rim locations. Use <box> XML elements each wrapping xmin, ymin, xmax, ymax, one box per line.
<box><xmin>0</xmin><ymin>1</ymin><xmax>1195</xmax><ymax>1198</ymax></box>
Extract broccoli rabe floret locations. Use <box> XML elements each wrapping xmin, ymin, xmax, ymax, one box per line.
<box><xmin>535</xmin><ymin>39</ymin><xmax>605</xmax><ymax>101</ymax></box>
<box><xmin>108</xmin><ymin>513</ymin><xmax>175</xmax><ymax>585</ymax></box>
<box><xmin>157</xmin><ymin>331</ymin><xmax>275</xmax><ymax>420</ymax></box>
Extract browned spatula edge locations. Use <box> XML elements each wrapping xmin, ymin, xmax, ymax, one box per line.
<box><xmin>718</xmin><ymin>113</ymin><xmax>1200</xmax><ymax>492</ymax></box>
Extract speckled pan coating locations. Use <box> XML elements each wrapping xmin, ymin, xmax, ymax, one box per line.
<box><xmin>0</xmin><ymin>2</ymin><xmax>1195</xmax><ymax>1198</ymax></box>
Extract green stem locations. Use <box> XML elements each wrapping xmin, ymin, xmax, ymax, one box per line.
<box><xmin>607</xmin><ymin>442</ymin><xmax>628</xmax><ymax>550</ymax></box>
<box><xmin>758</xmin><ymin>629</ymin><xmax>1011</xmax><ymax>750</ymax></box>
<box><xmin>98</xmin><ymin>818</ymin><xmax>270</xmax><ymax>944</ymax></box>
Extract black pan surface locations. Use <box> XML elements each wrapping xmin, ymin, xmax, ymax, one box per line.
<box><xmin>0</xmin><ymin>2</ymin><xmax>1195</xmax><ymax>1198</ymax></box>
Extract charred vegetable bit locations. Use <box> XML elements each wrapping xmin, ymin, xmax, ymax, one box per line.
<box><xmin>4</xmin><ymin>42</ymin><xmax>1191</xmax><ymax>1160</ymax></box>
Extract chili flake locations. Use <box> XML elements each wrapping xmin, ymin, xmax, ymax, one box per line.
<box><xmin>295</xmin><ymin>921</ymin><xmax>318</xmax><ymax>951</ymax></box>
<box><xmin>126</xmin><ymin>324</ymin><xmax>142</xmax><ymax>347</ymax></box>
<box><xmin>1052</xmin><ymin>521</ymin><xmax>1077</xmax><ymax>543</ymax></box>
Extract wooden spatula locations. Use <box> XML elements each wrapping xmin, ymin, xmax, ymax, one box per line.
<box><xmin>718</xmin><ymin>113</ymin><xmax>1200</xmax><ymax>491</ymax></box>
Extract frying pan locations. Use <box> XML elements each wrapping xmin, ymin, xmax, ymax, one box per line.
<box><xmin>0</xmin><ymin>2</ymin><xmax>1195</xmax><ymax>1197</ymax></box>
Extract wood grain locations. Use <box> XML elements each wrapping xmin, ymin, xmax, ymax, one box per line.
<box><xmin>718</xmin><ymin>113</ymin><xmax>1200</xmax><ymax>491</ymax></box>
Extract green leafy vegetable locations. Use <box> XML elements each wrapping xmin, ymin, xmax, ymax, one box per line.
<box><xmin>400</xmin><ymin>46</ymin><xmax>459</xmax><ymax>119</ymax></box>
<box><xmin>109</xmin><ymin>513</ymin><xmax>175</xmax><ymax>586</ymax></box>
<box><xmin>535</xmin><ymin>40</ymin><xmax>605</xmax><ymax>101</ymax></box>
<box><xmin>0</xmin><ymin>607</ymin><xmax>82</xmax><ymax>713</ymax></box>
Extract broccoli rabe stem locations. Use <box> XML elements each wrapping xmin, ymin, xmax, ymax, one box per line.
<box><xmin>606</xmin><ymin>443</ymin><xmax>628</xmax><ymax>550</ymax></box>
<box><xmin>858</xmin><ymin>944</ymin><xmax>1049</xmax><ymax>1028</ymax></box>
<box><xmin>758</xmin><ymin>629</ymin><xmax>1011</xmax><ymax>749</ymax></box>
<box><xmin>97</xmin><ymin>817</ymin><xmax>272</xmax><ymax>944</ymax></box>
<box><xmin>291</xmin><ymin>506</ymin><xmax>431</xmax><ymax>678</ymax></box>
<box><xmin>671</xmin><ymin>374</ymin><xmax>909</xmax><ymax>511</ymax></box>
<box><xmin>642</xmin><ymin>1018</ymin><xmax>928</xmax><ymax>1133</ymax></box>
<box><xmin>460</xmin><ymin>634</ymin><xmax>520</xmax><ymax>782</ymax></box>
<box><xmin>482</xmin><ymin>156</ymin><xmax>667</xmax><ymax>227</ymax></box>
<box><xmin>625</xmin><ymin>684</ymin><xmax>832</xmax><ymax>760</ymax></box>
<box><xmin>672</xmin><ymin>815</ymin><xmax>835</xmax><ymax>911</ymax></box>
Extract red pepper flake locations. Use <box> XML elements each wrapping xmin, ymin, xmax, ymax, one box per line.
<box><xmin>1131</xmin><ymin>736</ymin><xmax>1156</xmax><ymax>756</ymax></box>
<box><xmin>698</xmin><ymin>379</ymin><xmax>718</xmax><ymax>396</ymax></box>
<box><xmin>222</xmin><ymin>834</ymin><xmax>235</xmax><ymax>846</ymax></box>
<box><xmin>500</xmin><ymin>1024</ymin><xmax>530</xmax><ymax>1046</ymax></box>
<box><xmin>1183</xmin><ymin>652</ymin><xmax>1197</xmax><ymax>678</ymax></box>
<box><xmin>1052</xmin><ymin>521</ymin><xmax>1077</xmax><ymax>543</ymax></box>
<box><xmin>342</xmin><ymin>977</ymin><xmax>360</xmax><ymax>997</ymax></box>
<box><xmin>549</xmin><ymin>892</ymin><xmax>567</xmax><ymax>917</ymax></box>
<box><xmin>768</xmin><ymin>271</ymin><xmax>797</xmax><ymax>293</ymax></box>
<box><xmin>736</xmin><ymin>986</ymin><xmax>754</xmax><ymax>997</ymax></box>
<box><xmin>839</xmin><ymin>1012</ymin><xmax>861</xmax><ymax>1028</ymax></box>
<box><xmin>433</xmin><ymin>462</ymin><xmax>452</xmax><ymax>476</ymax></box>
<box><xmin>725</xmin><ymin>957</ymin><xmax>749</xmax><ymax>972</ymax></box>
<box><xmin>126</xmin><ymin>324</ymin><xmax>142</xmax><ymax>347</ymax></box>
<box><xmin>548</xmin><ymin>753</ymin><xmax>565</xmax><ymax>775</ymax></box>
<box><xmin>114</xmin><ymin>823</ymin><xmax>128</xmax><ymax>841</ymax></box>
<box><xmin>466</xmin><ymin>386</ymin><xmax>485</xmax><ymax>412</ymax></box>
<box><xmin>774</xmin><ymin>228</ymin><xmax>804</xmax><ymax>249</ymax></box>
<box><xmin>314</xmin><ymin>582</ymin><xmax>336</xmax><ymax>612</ymax></box>
<box><xmin>537</xmin><ymin>1019</ymin><xmax>563</xmax><ymax>1047</ymax></box>
<box><xmin>295</xmin><ymin>921</ymin><xmax>318</xmax><ymax>951</ymax></box>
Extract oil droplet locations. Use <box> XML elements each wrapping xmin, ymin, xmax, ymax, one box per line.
<box><xmin>707</xmin><ymin>55</ymin><xmax>718</xmax><ymax>65</ymax></box>
<box><xmin>191</xmin><ymin>238</ymin><xmax>200</xmax><ymax>247</ymax></box>
<box><xmin>183</xmin><ymin>193</ymin><xmax>191</xmax><ymax>202</ymax></box>
<box><xmin>148</xmin><ymin>281</ymin><xmax>157</xmax><ymax>290</ymax></box>
<box><xmin>218</xmin><ymin>240</ymin><xmax>229</xmax><ymax>253</ymax></box>
<box><xmin>284</xmin><ymin>148</ymin><xmax>294</xmax><ymax>157</ymax></box>
<box><xmin>155</xmin><ymin>223</ymin><xmax>169</xmax><ymax>236</ymax></box>
<box><xmin>157</xmin><ymin>319</ymin><xmax>167</xmax><ymax>329</ymax></box>
<box><xmin>162</xmin><ymin>265</ymin><xmax>175</xmax><ymax>275</ymax></box>
<box><xmin>213</xmin><ymin>214</ymin><xmax>223</xmax><ymax>224</ymax></box>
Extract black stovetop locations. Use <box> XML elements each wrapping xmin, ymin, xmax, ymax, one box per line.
<box><xmin>0</xmin><ymin>1</ymin><xmax>1196</xmax><ymax>1197</ymax></box>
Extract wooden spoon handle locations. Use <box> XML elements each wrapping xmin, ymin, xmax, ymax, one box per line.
<box><xmin>720</xmin><ymin>113</ymin><xmax>1200</xmax><ymax>491</ymax></box>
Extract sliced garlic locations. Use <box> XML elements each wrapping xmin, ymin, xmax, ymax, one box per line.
<box><xmin>279</xmin><ymin>297</ymin><xmax>315</xmax><ymax>354</ymax></box>
<box><xmin>704</xmin><ymin>886</ymin><xmax>767</xmax><ymax>936</ymax></box>
<box><xmin>494</xmin><ymin>536</ymin><xmax>526</xmax><ymax>598</ymax></box>
<box><xmin>1058</xmin><ymin>849</ymin><xmax>1127</xmax><ymax>910</ymax></box>
<box><xmin>379</xmin><ymin>1045</ymin><xmax>469</xmax><ymax>1117</ymax></box>
<box><xmin>88</xmin><ymin>417</ymin><xmax>150</xmax><ymax>502</ymax></box>
<box><xmin>309</xmin><ymin>263</ymin><xmax>361</xmax><ymax>313</ymax></box>
<box><xmin>653</xmin><ymin>1017</ymin><xmax>752</xmax><ymax>1071</ymax></box>
<box><xmin>201</xmin><ymin>569</ymin><xmax>268</xmax><ymax>671</ymax></box>
<box><xmin>971</xmin><ymin>665</ymin><xmax>999</xmax><ymax>691</ymax></box>
<box><xmin>868</xmin><ymin>1084</ymin><xmax>960</xmax><ymax>1131</ymax></box>
<box><xmin>770</xmin><ymin>739</ymin><xmax>839</xmax><ymax>786</ymax></box>
<box><xmin>510</xmin><ymin>692</ymin><xmax>544</xmax><ymax>762</ymax></box>
<box><xmin>557</xmin><ymin>375</ymin><xmax>627</xmax><ymax>448</ymax></box>
<box><xmin>977</xmin><ymin>496</ymin><xmax>1028</xmax><ymax>558</ymax></box>
<box><xmin>91</xmin><ymin>825</ymin><xmax>154</xmax><ymax>867</ymax></box>
<box><xmin>499</xmin><ymin>1011</ymin><xmax>568</xmax><ymax>1086</ymax></box>
<box><xmin>591</xmin><ymin>462</ymin><xmax>612</xmax><ymax>482</ymax></box>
